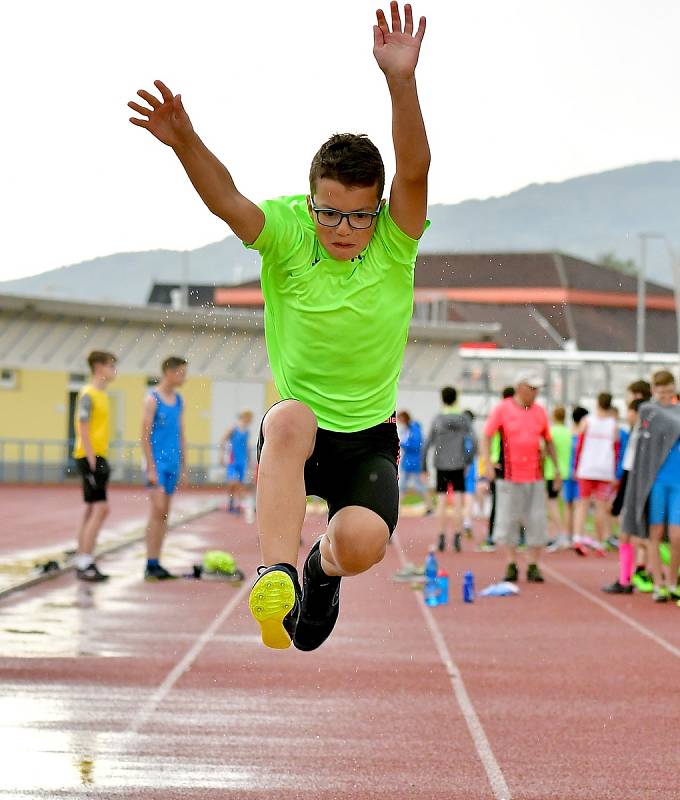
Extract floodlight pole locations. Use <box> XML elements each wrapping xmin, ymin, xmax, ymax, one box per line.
<box><xmin>637</xmin><ymin>232</ymin><xmax>665</xmax><ymax>373</ymax></box>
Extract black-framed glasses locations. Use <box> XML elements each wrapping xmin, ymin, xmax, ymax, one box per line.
<box><xmin>310</xmin><ymin>198</ymin><xmax>381</xmax><ymax>230</ymax></box>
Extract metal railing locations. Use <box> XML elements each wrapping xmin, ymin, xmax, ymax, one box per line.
<box><xmin>0</xmin><ymin>439</ymin><xmax>231</xmax><ymax>485</ymax></box>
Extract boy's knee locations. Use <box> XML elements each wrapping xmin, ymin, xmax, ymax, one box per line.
<box><xmin>331</xmin><ymin>515</ymin><xmax>389</xmax><ymax>575</ymax></box>
<box><xmin>263</xmin><ymin>401</ymin><xmax>317</xmax><ymax>457</ymax></box>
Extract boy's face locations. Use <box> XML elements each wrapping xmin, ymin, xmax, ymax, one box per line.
<box><xmin>95</xmin><ymin>360</ymin><xmax>117</xmax><ymax>384</ymax></box>
<box><xmin>652</xmin><ymin>382</ymin><xmax>677</xmax><ymax>406</ymax></box>
<box><xmin>308</xmin><ymin>178</ymin><xmax>383</xmax><ymax>262</ymax></box>
<box><xmin>165</xmin><ymin>366</ymin><xmax>187</xmax><ymax>387</ymax></box>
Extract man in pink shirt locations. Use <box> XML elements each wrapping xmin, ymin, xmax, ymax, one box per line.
<box><xmin>481</xmin><ymin>370</ymin><xmax>562</xmax><ymax>583</ymax></box>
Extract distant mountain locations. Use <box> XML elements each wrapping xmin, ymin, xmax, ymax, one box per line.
<box><xmin>2</xmin><ymin>161</ymin><xmax>678</xmax><ymax>304</ymax></box>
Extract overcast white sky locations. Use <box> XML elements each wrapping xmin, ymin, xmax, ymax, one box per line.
<box><xmin>2</xmin><ymin>0</ymin><xmax>679</xmax><ymax>281</ymax></box>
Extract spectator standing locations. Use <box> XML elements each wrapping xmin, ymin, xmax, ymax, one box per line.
<box><xmin>421</xmin><ymin>387</ymin><xmax>475</xmax><ymax>552</ymax></box>
<box><xmin>574</xmin><ymin>392</ymin><xmax>619</xmax><ymax>553</ymax></box>
<box><xmin>481</xmin><ymin>386</ymin><xmax>516</xmax><ymax>552</ymax></box>
<box><xmin>397</xmin><ymin>411</ymin><xmax>428</xmax><ymax>507</ymax></box>
<box><xmin>622</xmin><ymin>370</ymin><xmax>680</xmax><ymax>602</ymax></box>
<box><xmin>544</xmin><ymin>406</ymin><xmax>572</xmax><ymax>551</ymax></box>
<box><xmin>220</xmin><ymin>410</ymin><xmax>254</xmax><ymax>514</ymax></box>
<box><xmin>141</xmin><ymin>356</ymin><xmax>188</xmax><ymax>581</ymax></box>
<box><xmin>72</xmin><ymin>351</ymin><xmax>118</xmax><ymax>582</ymax></box>
<box><xmin>481</xmin><ymin>371</ymin><xmax>561</xmax><ymax>583</ymax></box>
<box><xmin>602</xmin><ymin>398</ymin><xmax>644</xmax><ymax>593</ymax></box>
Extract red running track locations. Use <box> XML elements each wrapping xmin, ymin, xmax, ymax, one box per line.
<box><xmin>1</xmin><ymin>490</ymin><xmax>679</xmax><ymax>799</ymax></box>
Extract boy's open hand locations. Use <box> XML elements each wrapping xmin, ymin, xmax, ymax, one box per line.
<box><xmin>373</xmin><ymin>2</ymin><xmax>426</xmax><ymax>81</ymax></box>
<box><xmin>128</xmin><ymin>80</ymin><xmax>194</xmax><ymax>149</ymax></box>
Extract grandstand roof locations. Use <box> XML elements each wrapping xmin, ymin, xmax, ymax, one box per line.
<box><xmin>0</xmin><ymin>293</ymin><xmax>498</xmax><ymax>385</ymax></box>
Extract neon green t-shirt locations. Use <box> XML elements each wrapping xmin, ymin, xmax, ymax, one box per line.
<box><xmin>247</xmin><ymin>195</ymin><xmax>423</xmax><ymax>432</ymax></box>
<box><xmin>544</xmin><ymin>422</ymin><xmax>572</xmax><ymax>479</ymax></box>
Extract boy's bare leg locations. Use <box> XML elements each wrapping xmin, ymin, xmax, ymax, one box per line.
<box><xmin>320</xmin><ymin>506</ymin><xmax>389</xmax><ymax>577</ymax></box>
<box><xmin>256</xmin><ymin>401</ymin><xmax>317</xmax><ymax>567</ymax></box>
<box><xmin>647</xmin><ymin>524</ymin><xmax>666</xmax><ymax>587</ymax></box>
<box><xmin>78</xmin><ymin>502</ymin><xmax>109</xmax><ymax>555</ymax></box>
<box><xmin>145</xmin><ymin>489</ymin><xmax>171</xmax><ymax>559</ymax></box>
<box><xmin>668</xmin><ymin>525</ymin><xmax>680</xmax><ymax>589</ymax></box>
<box><xmin>76</xmin><ymin>505</ymin><xmax>93</xmax><ymax>551</ymax></box>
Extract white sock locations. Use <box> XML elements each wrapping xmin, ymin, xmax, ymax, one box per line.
<box><xmin>75</xmin><ymin>554</ymin><xmax>94</xmax><ymax>570</ymax></box>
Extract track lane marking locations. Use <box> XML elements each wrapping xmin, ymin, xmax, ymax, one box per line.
<box><xmin>542</xmin><ymin>564</ymin><xmax>680</xmax><ymax>659</ymax></box>
<box><xmin>125</xmin><ymin>575</ymin><xmax>253</xmax><ymax>735</ymax></box>
<box><xmin>393</xmin><ymin>539</ymin><xmax>512</xmax><ymax>800</ymax></box>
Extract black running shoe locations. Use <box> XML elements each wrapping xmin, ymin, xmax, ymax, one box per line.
<box><xmin>144</xmin><ymin>564</ymin><xmax>177</xmax><ymax>581</ymax></box>
<box><xmin>504</xmin><ymin>562</ymin><xmax>518</xmax><ymax>582</ymax></box>
<box><xmin>437</xmin><ymin>533</ymin><xmax>446</xmax><ymax>552</ymax></box>
<box><xmin>602</xmin><ymin>580</ymin><xmax>633</xmax><ymax>594</ymax></box>
<box><xmin>527</xmin><ymin>563</ymin><xmax>545</xmax><ymax>583</ymax></box>
<box><xmin>76</xmin><ymin>563</ymin><xmax>109</xmax><ymax>583</ymax></box>
<box><xmin>293</xmin><ymin>539</ymin><xmax>341</xmax><ymax>652</ymax></box>
<box><xmin>249</xmin><ymin>564</ymin><xmax>301</xmax><ymax>649</ymax></box>
<box><xmin>453</xmin><ymin>533</ymin><xmax>462</xmax><ymax>553</ymax></box>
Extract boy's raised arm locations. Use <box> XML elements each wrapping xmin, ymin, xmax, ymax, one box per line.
<box><xmin>373</xmin><ymin>2</ymin><xmax>430</xmax><ymax>239</ymax></box>
<box><xmin>129</xmin><ymin>80</ymin><xmax>264</xmax><ymax>245</ymax></box>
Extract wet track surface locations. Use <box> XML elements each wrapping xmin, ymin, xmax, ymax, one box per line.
<box><xmin>1</xmin><ymin>487</ymin><xmax>679</xmax><ymax>799</ymax></box>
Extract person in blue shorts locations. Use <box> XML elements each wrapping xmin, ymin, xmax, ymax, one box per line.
<box><xmin>462</xmin><ymin>410</ymin><xmax>478</xmax><ymax>538</ymax></box>
<box><xmin>141</xmin><ymin>356</ymin><xmax>187</xmax><ymax>580</ymax></box>
<box><xmin>397</xmin><ymin>410</ymin><xmax>428</xmax><ymax>507</ymax></box>
<box><xmin>622</xmin><ymin>370</ymin><xmax>680</xmax><ymax>602</ymax></box>
<box><xmin>564</xmin><ymin>406</ymin><xmax>587</xmax><ymax>551</ymax></box>
<box><xmin>220</xmin><ymin>410</ymin><xmax>254</xmax><ymax>513</ymax></box>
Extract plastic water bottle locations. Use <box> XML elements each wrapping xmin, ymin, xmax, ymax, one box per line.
<box><xmin>436</xmin><ymin>568</ymin><xmax>449</xmax><ymax>605</ymax></box>
<box><xmin>424</xmin><ymin>547</ymin><xmax>439</xmax><ymax>607</ymax></box>
<box><xmin>463</xmin><ymin>570</ymin><xmax>475</xmax><ymax>603</ymax></box>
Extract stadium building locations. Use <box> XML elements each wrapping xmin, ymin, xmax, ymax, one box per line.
<box><xmin>2</xmin><ymin>250</ymin><xmax>677</xmax><ymax>482</ymax></box>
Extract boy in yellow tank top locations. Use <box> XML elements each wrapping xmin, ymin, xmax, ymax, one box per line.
<box><xmin>73</xmin><ymin>351</ymin><xmax>117</xmax><ymax>582</ymax></box>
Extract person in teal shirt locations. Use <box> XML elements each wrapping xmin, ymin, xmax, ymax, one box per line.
<box><xmin>129</xmin><ymin>2</ymin><xmax>430</xmax><ymax>652</ymax></box>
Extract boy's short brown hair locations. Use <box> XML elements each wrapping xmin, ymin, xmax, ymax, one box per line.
<box><xmin>597</xmin><ymin>392</ymin><xmax>613</xmax><ymax>410</ymax></box>
<box><xmin>162</xmin><ymin>356</ymin><xmax>188</xmax><ymax>372</ymax></box>
<box><xmin>552</xmin><ymin>406</ymin><xmax>566</xmax><ymax>423</ymax></box>
<box><xmin>309</xmin><ymin>134</ymin><xmax>385</xmax><ymax>200</ymax></box>
<box><xmin>627</xmin><ymin>379</ymin><xmax>651</xmax><ymax>400</ymax></box>
<box><xmin>87</xmin><ymin>351</ymin><xmax>117</xmax><ymax>372</ymax></box>
<box><xmin>651</xmin><ymin>369</ymin><xmax>675</xmax><ymax>387</ymax></box>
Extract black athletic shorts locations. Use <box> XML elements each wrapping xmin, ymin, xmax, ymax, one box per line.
<box><xmin>436</xmin><ymin>468</ymin><xmax>465</xmax><ymax>494</ymax></box>
<box><xmin>257</xmin><ymin>406</ymin><xmax>400</xmax><ymax>534</ymax></box>
<box><xmin>546</xmin><ymin>479</ymin><xmax>560</xmax><ymax>500</ymax></box>
<box><xmin>76</xmin><ymin>456</ymin><xmax>110</xmax><ymax>503</ymax></box>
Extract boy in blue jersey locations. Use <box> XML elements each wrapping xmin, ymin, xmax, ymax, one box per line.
<box><xmin>141</xmin><ymin>357</ymin><xmax>188</xmax><ymax>580</ymax></box>
<box><xmin>220</xmin><ymin>410</ymin><xmax>254</xmax><ymax>514</ymax></box>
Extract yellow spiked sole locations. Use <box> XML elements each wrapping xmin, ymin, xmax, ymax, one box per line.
<box><xmin>248</xmin><ymin>570</ymin><xmax>297</xmax><ymax>649</ymax></box>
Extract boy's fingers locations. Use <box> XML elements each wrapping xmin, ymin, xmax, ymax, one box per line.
<box><xmin>154</xmin><ymin>79</ymin><xmax>174</xmax><ymax>102</ymax></box>
<box><xmin>390</xmin><ymin>0</ymin><xmax>401</xmax><ymax>32</ymax></box>
<box><xmin>138</xmin><ymin>89</ymin><xmax>160</xmax><ymax>108</ymax></box>
<box><xmin>415</xmin><ymin>15</ymin><xmax>426</xmax><ymax>42</ymax></box>
<box><xmin>128</xmin><ymin>101</ymin><xmax>152</xmax><ymax>117</ymax></box>
<box><xmin>403</xmin><ymin>3</ymin><xmax>413</xmax><ymax>35</ymax></box>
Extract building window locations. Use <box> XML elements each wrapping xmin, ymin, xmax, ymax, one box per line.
<box><xmin>0</xmin><ymin>368</ymin><xmax>18</xmax><ymax>390</ymax></box>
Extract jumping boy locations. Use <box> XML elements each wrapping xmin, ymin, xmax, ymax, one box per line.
<box><xmin>73</xmin><ymin>351</ymin><xmax>117</xmax><ymax>582</ymax></box>
<box><xmin>129</xmin><ymin>2</ymin><xmax>429</xmax><ymax>649</ymax></box>
<box><xmin>141</xmin><ymin>357</ymin><xmax>187</xmax><ymax>581</ymax></box>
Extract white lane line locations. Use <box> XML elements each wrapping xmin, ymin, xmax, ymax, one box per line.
<box><xmin>125</xmin><ymin>576</ymin><xmax>253</xmax><ymax>735</ymax></box>
<box><xmin>393</xmin><ymin>540</ymin><xmax>512</xmax><ymax>800</ymax></box>
<box><xmin>541</xmin><ymin>564</ymin><xmax>680</xmax><ymax>660</ymax></box>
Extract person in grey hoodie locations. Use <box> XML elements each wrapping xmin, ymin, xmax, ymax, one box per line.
<box><xmin>421</xmin><ymin>386</ymin><xmax>476</xmax><ymax>552</ymax></box>
<box><xmin>621</xmin><ymin>370</ymin><xmax>680</xmax><ymax>603</ymax></box>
